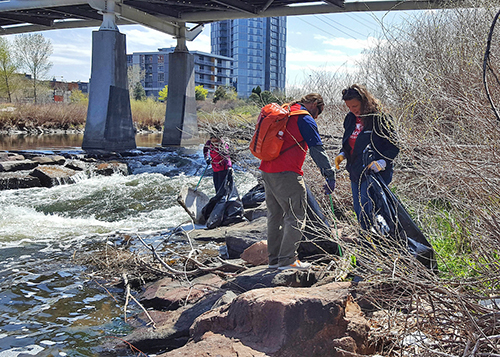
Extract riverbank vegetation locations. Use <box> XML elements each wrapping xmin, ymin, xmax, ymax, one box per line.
<box><xmin>1</xmin><ymin>0</ymin><xmax>499</xmax><ymax>355</ymax></box>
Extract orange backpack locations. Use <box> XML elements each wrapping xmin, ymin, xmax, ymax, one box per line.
<box><xmin>249</xmin><ymin>103</ymin><xmax>309</xmax><ymax>161</ymax></box>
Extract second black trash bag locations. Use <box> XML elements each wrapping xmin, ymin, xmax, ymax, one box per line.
<box><xmin>241</xmin><ymin>182</ymin><xmax>266</xmax><ymax>208</ymax></box>
<box><xmin>365</xmin><ymin>172</ymin><xmax>438</xmax><ymax>272</ymax></box>
<box><xmin>202</xmin><ymin>168</ymin><xmax>246</xmax><ymax>229</ymax></box>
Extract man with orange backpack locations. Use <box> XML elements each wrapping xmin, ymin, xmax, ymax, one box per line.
<box><xmin>258</xmin><ymin>93</ymin><xmax>336</xmax><ymax>270</ymax></box>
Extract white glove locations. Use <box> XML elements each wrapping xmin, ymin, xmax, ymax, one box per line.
<box><xmin>368</xmin><ymin>159</ymin><xmax>386</xmax><ymax>173</ymax></box>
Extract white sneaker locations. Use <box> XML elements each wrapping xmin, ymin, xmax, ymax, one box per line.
<box><xmin>268</xmin><ymin>263</ymin><xmax>279</xmax><ymax>269</ymax></box>
<box><xmin>278</xmin><ymin>260</ymin><xmax>311</xmax><ymax>270</ymax></box>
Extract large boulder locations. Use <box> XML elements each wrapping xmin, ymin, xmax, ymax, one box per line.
<box><xmin>189</xmin><ymin>282</ymin><xmax>371</xmax><ymax>357</ymax></box>
<box><xmin>29</xmin><ymin>165</ymin><xmax>77</xmax><ymax>187</ymax></box>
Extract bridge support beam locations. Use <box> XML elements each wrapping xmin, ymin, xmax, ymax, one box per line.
<box><xmin>82</xmin><ymin>1</ymin><xmax>136</xmax><ymax>152</ymax></box>
<box><xmin>161</xmin><ymin>24</ymin><xmax>199</xmax><ymax>147</ymax></box>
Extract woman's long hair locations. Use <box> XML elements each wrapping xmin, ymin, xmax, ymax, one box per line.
<box><xmin>341</xmin><ymin>84</ymin><xmax>380</xmax><ymax>116</ymax></box>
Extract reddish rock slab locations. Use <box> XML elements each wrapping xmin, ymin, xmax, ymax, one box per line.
<box><xmin>95</xmin><ymin>161</ymin><xmax>129</xmax><ymax>176</ymax></box>
<box><xmin>158</xmin><ymin>332</ymin><xmax>270</xmax><ymax>357</ymax></box>
<box><xmin>191</xmin><ymin>282</ymin><xmax>371</xmax><ymax>357</ymax></box>
<box><xmin>140</xmin><ymin>273</ymin><xmax>226</xmax><ymax>311</ymax></box>
<box><xmin>241</xmin><ymin>240</ymin><xmax>268</xmax><ymax>266</ymax></box>
<box><xmin>108</xmin><ymin>290</ymin><xmax>228</xmax><ymax>354</ymax></box>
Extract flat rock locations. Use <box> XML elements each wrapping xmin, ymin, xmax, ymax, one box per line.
<box><xmin>0</xmin><ymin>170</ymin><xmax>41</xmax><ymax>189</ymax></box>
<box><xmin>221</xmin><ymin>266</ymin><xmax>317</xmax><ymax>293</ymax></box>
<box><xmin>140</xmin><ymin>274</ymin><xmax>226</xmax><ymax>311</ymax></box>
<box><xmin>190</xmin><ymin>216</ymin><xmax>267</xmax><ymax>252</ymax></box>
<box><xmin>64</xmin><ymin>159</ymin><xmax>87</xmax><ymax>171</ymax></box>
<box><xmin>108</xmin><ymin>290</ymin><xmax>228</xmax><ymax>354</ymax></box>
<box><xmin>0</xmin><ymin>159</ymin><xmax>38</xmax><ymax>172</ymax></box>
<box><xmin>32</xmin><ymin>155</ymin><xmax>66</xmax><ymax>165</ymax></box>
<box><xmin>0</xmin><ymin>153</ymin><xmax>24</xmax><ymax>162</ymax></box>
<box><xmin>158</xmin><ymin>331</ymin><xmax>269</xmax><ymax>357</ymax></box>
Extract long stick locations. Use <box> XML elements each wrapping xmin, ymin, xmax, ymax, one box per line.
<box><xmin>329</xmin><ymin>194</ymin><xmax>343</xmax><ymax>257</ymax></box>
<box><xmin>194</xmin><ymin>163</ymin><xmax>210</xmax><ymax>191</ymax></box>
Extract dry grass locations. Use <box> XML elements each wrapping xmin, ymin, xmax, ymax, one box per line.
<box><xmin>0</xmin><ymin>102</ymin><xmax>87</xmax><ymax>131</ymax></box>
<box><xmin>130</xmin><ymin>97</ymin><xmax>165</xmax><ymax>131</ymax></box>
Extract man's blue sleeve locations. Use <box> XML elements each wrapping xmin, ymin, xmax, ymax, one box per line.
<box><xmin>297</xmin><ymin>115</ymin><xmax>323</xmax><ymax>147</ymax></box>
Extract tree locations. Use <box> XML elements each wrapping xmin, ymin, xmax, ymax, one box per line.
<box><xmin>195</xmin><ymin>85</ymin><xmax>208</xmax><ymax>101</ymax></box>
<box><xmin>260</xmin><ymin>90</ymin><xmax>275</xmax><ymax>105</ymax></box>
<box><xmin>158</xmin><ymin>85</ymin><xmax>168</xmax><ymax>101</ymax></box>
<box><xmin>0</xmin><ymin>37</ymin><xmax>18</xmax><ymax>103</ymax></box>
<box><xmin>127</xmin><ymin>64</ymin><xmax>145</xmax><ymax>94</ymax></box>
<box><xmin>133</xmin><ymin>82</ymin><xmax>146</xmax><ymax>101</ymax></box>
<box><xmin>213</xmin><ymin>85</ymin><xmax>237</xmax><ymax>103</ymax></box>
<box><xmin>252</xmin><ymin>86</ymin><xmax>262</xmax><ymax>95</ymax></box>
<box><xmin>69</xmin><ymin>89</ymin><xmax>88</xmax><ymax>104</ymax></box>
<box><xmin>14</xmin><ymin>33</ymin><xmax>53</xmax><ymax>104</ymax></box>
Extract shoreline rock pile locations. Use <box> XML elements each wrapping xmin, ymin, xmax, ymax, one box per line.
<box><xmin>98</xmin><ymin>202</ymin><xmax>372</xmax><ymax>357</ymax></box>
<box><xmin>0</xmin><ymin>150</ymin><xmax>129</xmax><ymax>190</ymax></box>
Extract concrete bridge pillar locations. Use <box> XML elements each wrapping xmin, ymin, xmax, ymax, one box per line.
<box><xmin>161</xmin><ymin>25</ymin><xmax>199</xmax><ymax>147</ymax></box>
<box><xmin>82</xmin><ymin>0</ymin><xmax>136</xmax><ymax>151</ymax></box>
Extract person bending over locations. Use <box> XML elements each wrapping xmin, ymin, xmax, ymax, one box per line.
<box><xmin>260</xmin><ymin>93</ymin><xmax>336</xmax><ymax>271</ymax></box>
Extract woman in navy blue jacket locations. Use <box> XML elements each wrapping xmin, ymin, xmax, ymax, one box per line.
<box><xmin>335</xmin><ymin>84</ymin><xmax>399</xmax><ymax>230</ymax></box>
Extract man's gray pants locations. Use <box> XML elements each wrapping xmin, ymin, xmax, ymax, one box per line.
<box><xmin>261</xmin><ymin>171</ymin><xmax>307</xmax><ymax>267</ymax></box>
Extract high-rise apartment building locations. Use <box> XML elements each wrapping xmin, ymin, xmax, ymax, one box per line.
<box><xmin>127</xmin><ymin>47</ymin><xmax>232</xmax><ymax>98</ymax></box>
<box><xmin>211</xmin><ymin>17</ymin><xmax>286</xmax><ymax>98</ymax></box>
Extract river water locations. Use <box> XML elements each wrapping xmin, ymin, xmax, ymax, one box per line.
<box><xmin>0</xmin><ymin>135</ymin><xmax>257</xmax><ymax>356</ymax></box>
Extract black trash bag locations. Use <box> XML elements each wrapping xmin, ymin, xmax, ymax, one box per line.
<box><xmin>362</xmin><ymin>157</ymin><xmax>438</xmax><ymax>272</ymax></box>
<box><xmin>241</xmin><ymin>183</ymin><xmax>266</xmax><ymax>208</ymax></box>
<box><xmin>202</xmin><ymin>169</ymin><xmax>246</xmax><ymax>229</ymax></box>
<box><xmin>298</xmin><ymin>185</ymin><xmax>342</xmax><ymax>259</ymax></box>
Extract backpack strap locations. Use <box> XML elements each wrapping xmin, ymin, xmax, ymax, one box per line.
<box><xmin>289</xmin><ymin>109</ymin><xmax>310</xmax><ymax>116</ymax></box>
<box><xmin>280</xmin><ymin>108</ymin><xmax>310</xmax><ymax>155</ymax></box>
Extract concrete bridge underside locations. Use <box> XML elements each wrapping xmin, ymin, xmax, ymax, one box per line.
<box><xmin>0</xmin><ymin>0</ymin><xmax>473</xmax><ymax>151</ymax></box>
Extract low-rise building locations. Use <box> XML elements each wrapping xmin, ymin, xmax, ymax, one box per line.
<box><xmin>127</xmin><ymin>47</ymin><xmax>233</xmax><ymax>98</ymax></box>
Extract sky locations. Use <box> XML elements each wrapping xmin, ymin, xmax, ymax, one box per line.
<box><xmin>4</xmin><ymin>6</ymin><xmax>412</xmax><ymax>88</ymax></box>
